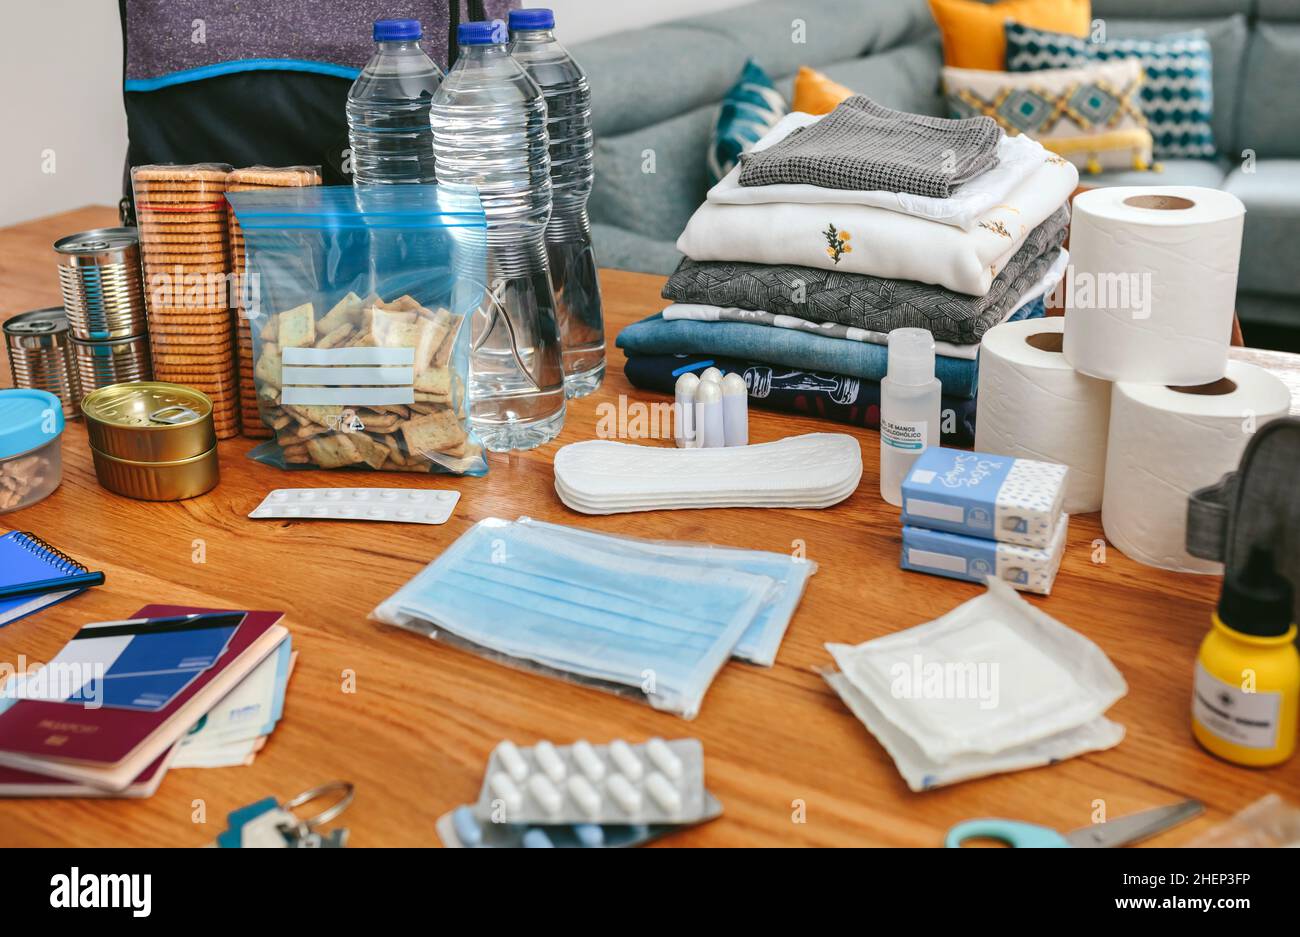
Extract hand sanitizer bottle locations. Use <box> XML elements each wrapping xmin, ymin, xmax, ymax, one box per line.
<box><xmin>880</xmin><ymin>328</ymin><xmax>940</xmax><ymax>506</ymax></box>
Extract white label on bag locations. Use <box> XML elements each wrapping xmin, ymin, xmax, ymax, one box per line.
<box><xmin>1192</xmin><ymin>661</ymin><xmax>1281</xmax><ymax>749</ymax></box>
<box><xmin>280</xmin><ymin>347</ymin><xmax>415</xmax><ymax>405</ymax></box>
<box><xmin>882</xmin><ymin>418</ymin><xmax>926</xmax><ymax>451</ymax></box>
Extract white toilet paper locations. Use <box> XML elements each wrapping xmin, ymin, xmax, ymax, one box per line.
<box><xmin>1101</xmin><ymin>359</ymin><xmax>1291</xmax><ymax>574</ymax></box>
<box><xmin>1063</xmin><ymin>186</ymin><xmax>1245</xmax><ymax>385</ymax></box>
<box><xmin>976</xmin><ymin>317</ymin><xmax>1111</xmax><ymax>513</ymax></box>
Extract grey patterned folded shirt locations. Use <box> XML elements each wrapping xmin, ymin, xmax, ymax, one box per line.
<box><xmin>662</xmin><ymin>206</ymin><xmax>1070</xmax><ymax>345</ymax></box>
<box><xmin>738</xmin><ymin>96</ymin><xmax>1003</xmax><ymax>199</ymax></box>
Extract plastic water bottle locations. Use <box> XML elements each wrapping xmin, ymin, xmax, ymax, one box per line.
<box><xmin>346</xmin><ymin>19</ymin><xmax>442</xmax><ymax>185</ymax></box>
<box><xmin>431</xmin><ymin>21</ymin><xmax>566</xmax><ymax>451</ymax></box>
<box><xmin>509</xmin><ymin>8</ymin><xmax>605</xmax><ymax>398</ymax></box>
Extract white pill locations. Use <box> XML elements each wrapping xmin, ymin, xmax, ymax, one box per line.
<box><xmin>495</xmin><ymin>740</ymin><xmax>529</xmax><ymax>782</ymax></box>
<box><xmin>572</xmin><ymin>740</ymin><xmax>605</xmax><ymax>781</ymax></box>
<box><xmin>566</xmin><ymin>775</ymin><xmax>601</xmax><ymax>818</ymax></box>
<box><xmin>534</xmin><ymin>740</ymin><xmax>566</xmax><ymax>782</ymax></box>
<box><xmin>488</xmin><ymin>771</ymin><xmax>523</xmax><ymax>814</ymax></box>
<box><xmin>645</xmin><ymin>772</ymin><xmax>682</xmax><ymax>814</ymax></box>
<box><xmin>381</xmin><ymin>491</ymin><xmax>398</xmax><ymax>500</ymax></box>
<box><xmin>325</xmin><ymin>490</ymin><xmax>342</xmax><ymax>500</ymax></box>
<box><xmin>311</xmin><ymin>506</ymin><xmax>327</xmax><ymax>516</ymax></box>
<box><xmin>298</xmin><ymin>491</ymin><xmax>312</xmax><ymax>500</ymax></box>
<box><xmin>608</xmin><ymin>740</ymin><xmax>643</xmax><ymax>781</ymax></box>
<box><xmin>607</xmin><ymin>774</ymin><xmax>642</xmax><ymax>814</ymax></box>
<box><xmin>527</xmin><ymin>774</ymin><xmax>563</xmax><ymax>816</ymax></box>
<box><xmin>645</xmin><ymin>738</ymin><xmax>682</xmax><ymax>780</ymax></box>
<box><xmin>409</xmin><ymin>491</ymin><xmax>423</xmax><ymax>500</ymax></box>
<box><xmin>437</xmin><ymin>491</ymin><xmax>454</xmax><ymax>501</ymax></box>
<box><xmin>699</xmin><ymin>366</ymin><xmax>723</xmax><ymax>384</ymax></box>
<box><xmin>272</xmin><ymin>491</ymin><xmax>288</xmax><ymax>501</ymax></box>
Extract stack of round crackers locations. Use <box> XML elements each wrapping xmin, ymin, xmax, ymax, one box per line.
<box><xmin>226</xmin><ymin>166</ymin><xmax>321</xmax><ymax>438</ymax></box>
<box><xmin>132</xmin><ymin>164</ymin><xmax>239</xmax><ymax>439</ymax></box>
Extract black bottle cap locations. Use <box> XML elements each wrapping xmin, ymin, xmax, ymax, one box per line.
<box><xmin>1217</xmin><ymin>547</ymin><xmax>1295</xmax><ymax>638</ymax></box>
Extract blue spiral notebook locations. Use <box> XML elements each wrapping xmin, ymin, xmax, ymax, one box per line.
<box><xmin>0</xmin><ymin>531</ymin><xmax>92</xmax><ymax>627</ymax></box>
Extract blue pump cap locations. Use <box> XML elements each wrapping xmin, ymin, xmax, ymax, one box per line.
<box><xmin>457</xmin><ymin>20</ymin><xmax>507</xmax><ymax>45</ymax></box>
<box><xmin>509</xmin><ymin>8</ymin><xmax>555</xmax><ymax>30</ymax></box>
<box><xmin>374</xmin><ymin>18</ymin><xmax>422</xmax><ymax>41</ymax></box>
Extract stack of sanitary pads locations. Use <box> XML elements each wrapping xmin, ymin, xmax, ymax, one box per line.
<box><xmin>553</xmin><ymin>433</ymin><xmax>862</xmax><ymax>514</ymax></box>
<box><xmin>898</xmin><ymin>446</ymin><xmax>1070</xmax><ymax>595</ymax></box>
<box><xmin>824</xmin><ymin>579</ymin><xmax>1127</xmax><ymax>790</ymax></box>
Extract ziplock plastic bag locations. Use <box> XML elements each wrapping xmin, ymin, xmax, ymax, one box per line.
<box><xmin>227</xmin><ymin>184</ymin><xmax>488</xmax><ymax>475</ymax></box>
<box><xmin>370</xmin><ymin>517</ymin><xmax>810</xmax><ymax>718</ymax></box>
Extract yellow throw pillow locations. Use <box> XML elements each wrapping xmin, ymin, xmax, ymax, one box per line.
<box><xmin>929</xmin><ymin>0</ymin><xmax>1091</xmax><ymax>70</ymax></box>
<box><xmin>792</xmin><ymin>66</ymin><xmax>854</xmax><ymax>115</ymax></box>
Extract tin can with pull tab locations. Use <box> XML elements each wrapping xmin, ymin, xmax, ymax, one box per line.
<box><xmin>81</xmin><ymin>381</ymin><xmax>219</xmax><ymax>500</ymax></box>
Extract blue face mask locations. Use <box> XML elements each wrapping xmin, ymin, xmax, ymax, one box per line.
<box><xmin>518</xmin><ymin>519</ymin><xmax>815</xmax><ymax>667</ymax></box>
<box><xmin>372</xmin><ymin>518</ymin><xmax>785</xmax><ymax>718</ymax></box>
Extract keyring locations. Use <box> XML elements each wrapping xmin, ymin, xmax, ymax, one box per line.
<box><xmin>281</xmin><ymin>780</ymin><xmax>355</xmax><ymax>834</ymax></box>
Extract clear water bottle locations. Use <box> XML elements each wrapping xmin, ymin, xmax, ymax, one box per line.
<box><xmin>509</xmin><ymin>8</ymin><xmax>605</xmax><ymax>398</ymax></box>
<box><xmin>346</xmin><ymin>18</ymin><xmax>442</xmax><ymax>185</ymax></box>
<box><xmin>431</xmin><ymin>21</ymin><xmax>566</xmax><ymax>451</ymax></box>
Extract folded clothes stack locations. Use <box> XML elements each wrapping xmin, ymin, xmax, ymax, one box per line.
<box><xmin>618</xmin><ymin>98</ymin><xmax>1079</xmax><ymax>440</ymax></box>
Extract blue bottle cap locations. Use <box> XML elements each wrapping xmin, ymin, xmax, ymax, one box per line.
<box><xmin>457</xmin><ymin>20</ymin><xmax>507</xmax><ymax>46</ymax></box>
<box><xmin>0</xmin><ymin>389</ymin><xmax>64</xmax><ymax>459</ymax></box>
<box><xmin>374</xmin><ymin>18</ymin><xmax>422</xmax><ymax>42</ymax></box>
<box><xmin>508</xmin><ymin>8</ymin><xmax>555</xmax><ymax>30</ymax></box>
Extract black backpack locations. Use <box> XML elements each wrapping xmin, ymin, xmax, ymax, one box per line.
<box><xmin>117</xmin><ymin>0</ymin><xmax>516</xmax><ymax>220</ymax></box>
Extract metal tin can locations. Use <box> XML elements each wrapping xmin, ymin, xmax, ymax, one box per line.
<box><xmin>71</xmin><ymin>334</ymin><xmax>153</xmax><ymax>395</ymax></box>
<box><xmin>81</xmin><ymin>382</ymin><xmax>216</xmax><ymax>462</ymax></box>
<box><xmin>54</xmin><ymin>227</ymin><xmax>148</xmax><ymax>341</ymax></box>
<box><xmin>89</xmin><ymin>445</ymin><xmax>219</xmax><ymax>501</ymax></box>
<box><xmin>4</xmin><ymin>307</ymin><xmax>80</xmax><ymax>418</ymax></box>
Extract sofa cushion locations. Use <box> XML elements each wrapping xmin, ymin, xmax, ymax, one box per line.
<box><xmin>1259</xmin><ymin>0</ymin><xmax>1300</xmax><ymax>20</ymax></box>
<box><xmin>1088</xmin><ymin>157</ymin><xmax>1229</xmax><ymax>187</ymax></box>
<box><xmin>1237</xmin><ymin>24</ymin><xmax>1300</xmax><ymax>159</ymax></box>
<box><xmin>1093</xmin><ymin>0</ymin><xmax>1250</xmax><ymax>16</ymax></box>
<box><xmin>1224</xmin><ymin>160</ymin><xmax>1300</xmax><ymax>298</ymax></box>
<box><xmin>1097</xmin><ymin>16</ymin><xmax>1248</xmax><ymax>158</ymax></box>
<box><xmin>927</xmin><ymin>0</ymin><xmax>1090</xmax><ymax>70</ymax></box>
<box><xmin>1005</xmin><ymin>22</ymin><xmax>1217</xmax><ymax>159</ymax></box>
<box><xmin>709</xmin><ymin>59</ymin><xmax>787</xmax><ymax>183</ymax></box>
<box><xmin>805</xmin><ymin>40</ymin><xmax>947</xmax><ymax>116</ymax></box>
<box><xmin>590</xmin><ymin>104</ymin><xmax>717</xmax><ymax>246</ymax></box>
<box><xmin>592</xmin><ymin>222</ymin><xmax>682</xmax><ymax>276</ymax></box>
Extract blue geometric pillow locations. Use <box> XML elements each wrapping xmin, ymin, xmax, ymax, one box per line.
<box><xmin>1005</xmin><ymin>21</ymin><xmax>1215</xmax><ymax>160</ymax></box>
<box><xmin>707</xmin><ymin>59</ymin><xmax>788</xmax><ymax>184</ymax></box>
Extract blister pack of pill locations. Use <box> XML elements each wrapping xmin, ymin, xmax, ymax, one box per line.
<box><xmin>436</xmin><ymin>798</ymin><xmax>723</xmax><ymax>848</ymax></box>
<box><xmin>248</xmin><ymin>488</ymin><xmax>460</xmax><ymax>525</ymax></box>
<box><xmin>473</xmin><ymin>738</ymin><xmax>709</xmax><ymax>825</ymax></box>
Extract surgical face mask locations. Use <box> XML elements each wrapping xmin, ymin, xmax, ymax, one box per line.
<box><xmin>826</xmin><ymin>577</ymin><xmax>1127</xmax><ymax>766</ymax></box>
<box><xmin>371</xmin><ymin>518</ymin><xmax>785</xmax><ymax>718</ymax></box>
<box><xmin>518</xmin><ymin>519</ymin><xmax>816</xmax><ymax>667</ymax></box>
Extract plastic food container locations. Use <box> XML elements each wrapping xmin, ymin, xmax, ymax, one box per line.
<box><xmin>81</xmin><ymin>381</ymin><xmax>219</xmax><ymax>501</ymax></box>
<box><xmin>0</xmin><ymin>388</ymin><xmax>66</xmax><ymax>512</ymax></box>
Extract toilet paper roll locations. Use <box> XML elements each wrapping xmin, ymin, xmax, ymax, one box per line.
<box><xmin>975</xmin><ymin>317</ymin><xmax>1111</xmax><ymax>513</ymax></box>
<box><xmin>1063</xmin><ymin>186</ymin><xmax>1245</xmax><ymax>385</ymax></box>
<box><xmin>1102</xmin><ymin>360</ymin><xmax>1291</xmax><ymax>574</ymax></box>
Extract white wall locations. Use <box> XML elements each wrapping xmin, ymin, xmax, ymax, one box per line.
<box><xmin>0</xmin><ymin>0</ymin><xmax>751</xmax><ymax>227</ymax></box>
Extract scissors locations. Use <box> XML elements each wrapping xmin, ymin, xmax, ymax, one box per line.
<box><xmin>946</xmin><ymin>799</ymin><xmax>1204</xmax><ymax>848</ymax></box>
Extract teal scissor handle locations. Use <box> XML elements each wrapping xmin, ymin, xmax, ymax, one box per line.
<box><xmin>945</xmin><ymin>818</ymin><xmax>1072</xmax><ymax>848</ymax></box>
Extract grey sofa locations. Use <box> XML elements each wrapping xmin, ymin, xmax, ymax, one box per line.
<box><xmin>573</xmin><ymin>0</ymin><xmax>1300</xmax><ymax>345</ymax></box>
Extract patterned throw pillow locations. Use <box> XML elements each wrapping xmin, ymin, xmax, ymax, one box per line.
<box><xmin>707</xmin><ymin>59</ymin><xmax>788</xmax><ymax>184</ymax></box>
<box><xmin>1005</xmin><ymin>21</ymin><xmax>1215</xmax><ymax>159</ymax></box>
<box><xmin>944</xmin><ymin>58</ymin><xmax>1154</xmax><ymax>174</ymax></box>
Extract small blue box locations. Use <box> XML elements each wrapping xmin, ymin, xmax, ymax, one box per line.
<box><xmin>900</xmin><ymin>447</ymin><xmax>1068</xmax><ymax>548</ymax></box>
<box><xmin>901</xmin><ymin>514</ymin><xmax>1069</xmax><ymax>595</ymax></box>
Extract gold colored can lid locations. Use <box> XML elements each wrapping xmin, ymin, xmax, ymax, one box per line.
<box><xmin>81</xmin><ymin>381</ymin><xmax>213</xmax><ymax>430</ymax></box>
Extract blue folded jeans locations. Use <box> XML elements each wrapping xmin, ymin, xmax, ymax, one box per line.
<box><xmin>617</xmin><ymin>298</ymin><xmax>1045</xmax><ymax>399</ymax></box>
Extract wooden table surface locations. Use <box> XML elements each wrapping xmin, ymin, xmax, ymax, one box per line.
<box><xmin>1</xmin><ymin>206</ymin><xmax>1298</xmax><ymax>848</ymax></box>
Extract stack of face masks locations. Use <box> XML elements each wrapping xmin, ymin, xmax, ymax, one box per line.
<box><xmin>371</xmin><ymin>518</ymin><xmax>817</xmax><ymax>718</ymax></box>
<box><xmin>823</xmin><ymin>578</ymin><xmax>1127</xmax><ymax>790</ymax></box>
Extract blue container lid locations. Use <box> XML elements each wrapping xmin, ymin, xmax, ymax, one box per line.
<box><xmin>0</xmin><ymin>389</ymin><xmax>65</xmax><ymax>459</ymax></box>
<box><xmin>509</xmin><ymin>8</ymin><xmax>555</xmax><ymax>30</ymax></box>
<box><xmin>458</xmin><ymin>21</ymin><xmax>507</xmax><ymax>46</ymax></box>
<box><xmin>374</xmin><ymin>18</ymin><xmax>422</xmax><ymax>41</ymax></box>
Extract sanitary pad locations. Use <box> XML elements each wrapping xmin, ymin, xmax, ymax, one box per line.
<box><xmin>554</xmin><ymin>433</ymin><xmax>862</xmax><ymax>514</ymax></box>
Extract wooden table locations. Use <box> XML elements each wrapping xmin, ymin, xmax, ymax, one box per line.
<box><xmin>2</xmin><ymin>206</ymin><xmax>1298</xmax><ymax>848</ymax></box>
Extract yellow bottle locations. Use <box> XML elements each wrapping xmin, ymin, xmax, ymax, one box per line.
<box><xmin>1192</xmin><ymin>548</ymin><xmax>1299</xmax><ymax>767</ymax></box>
